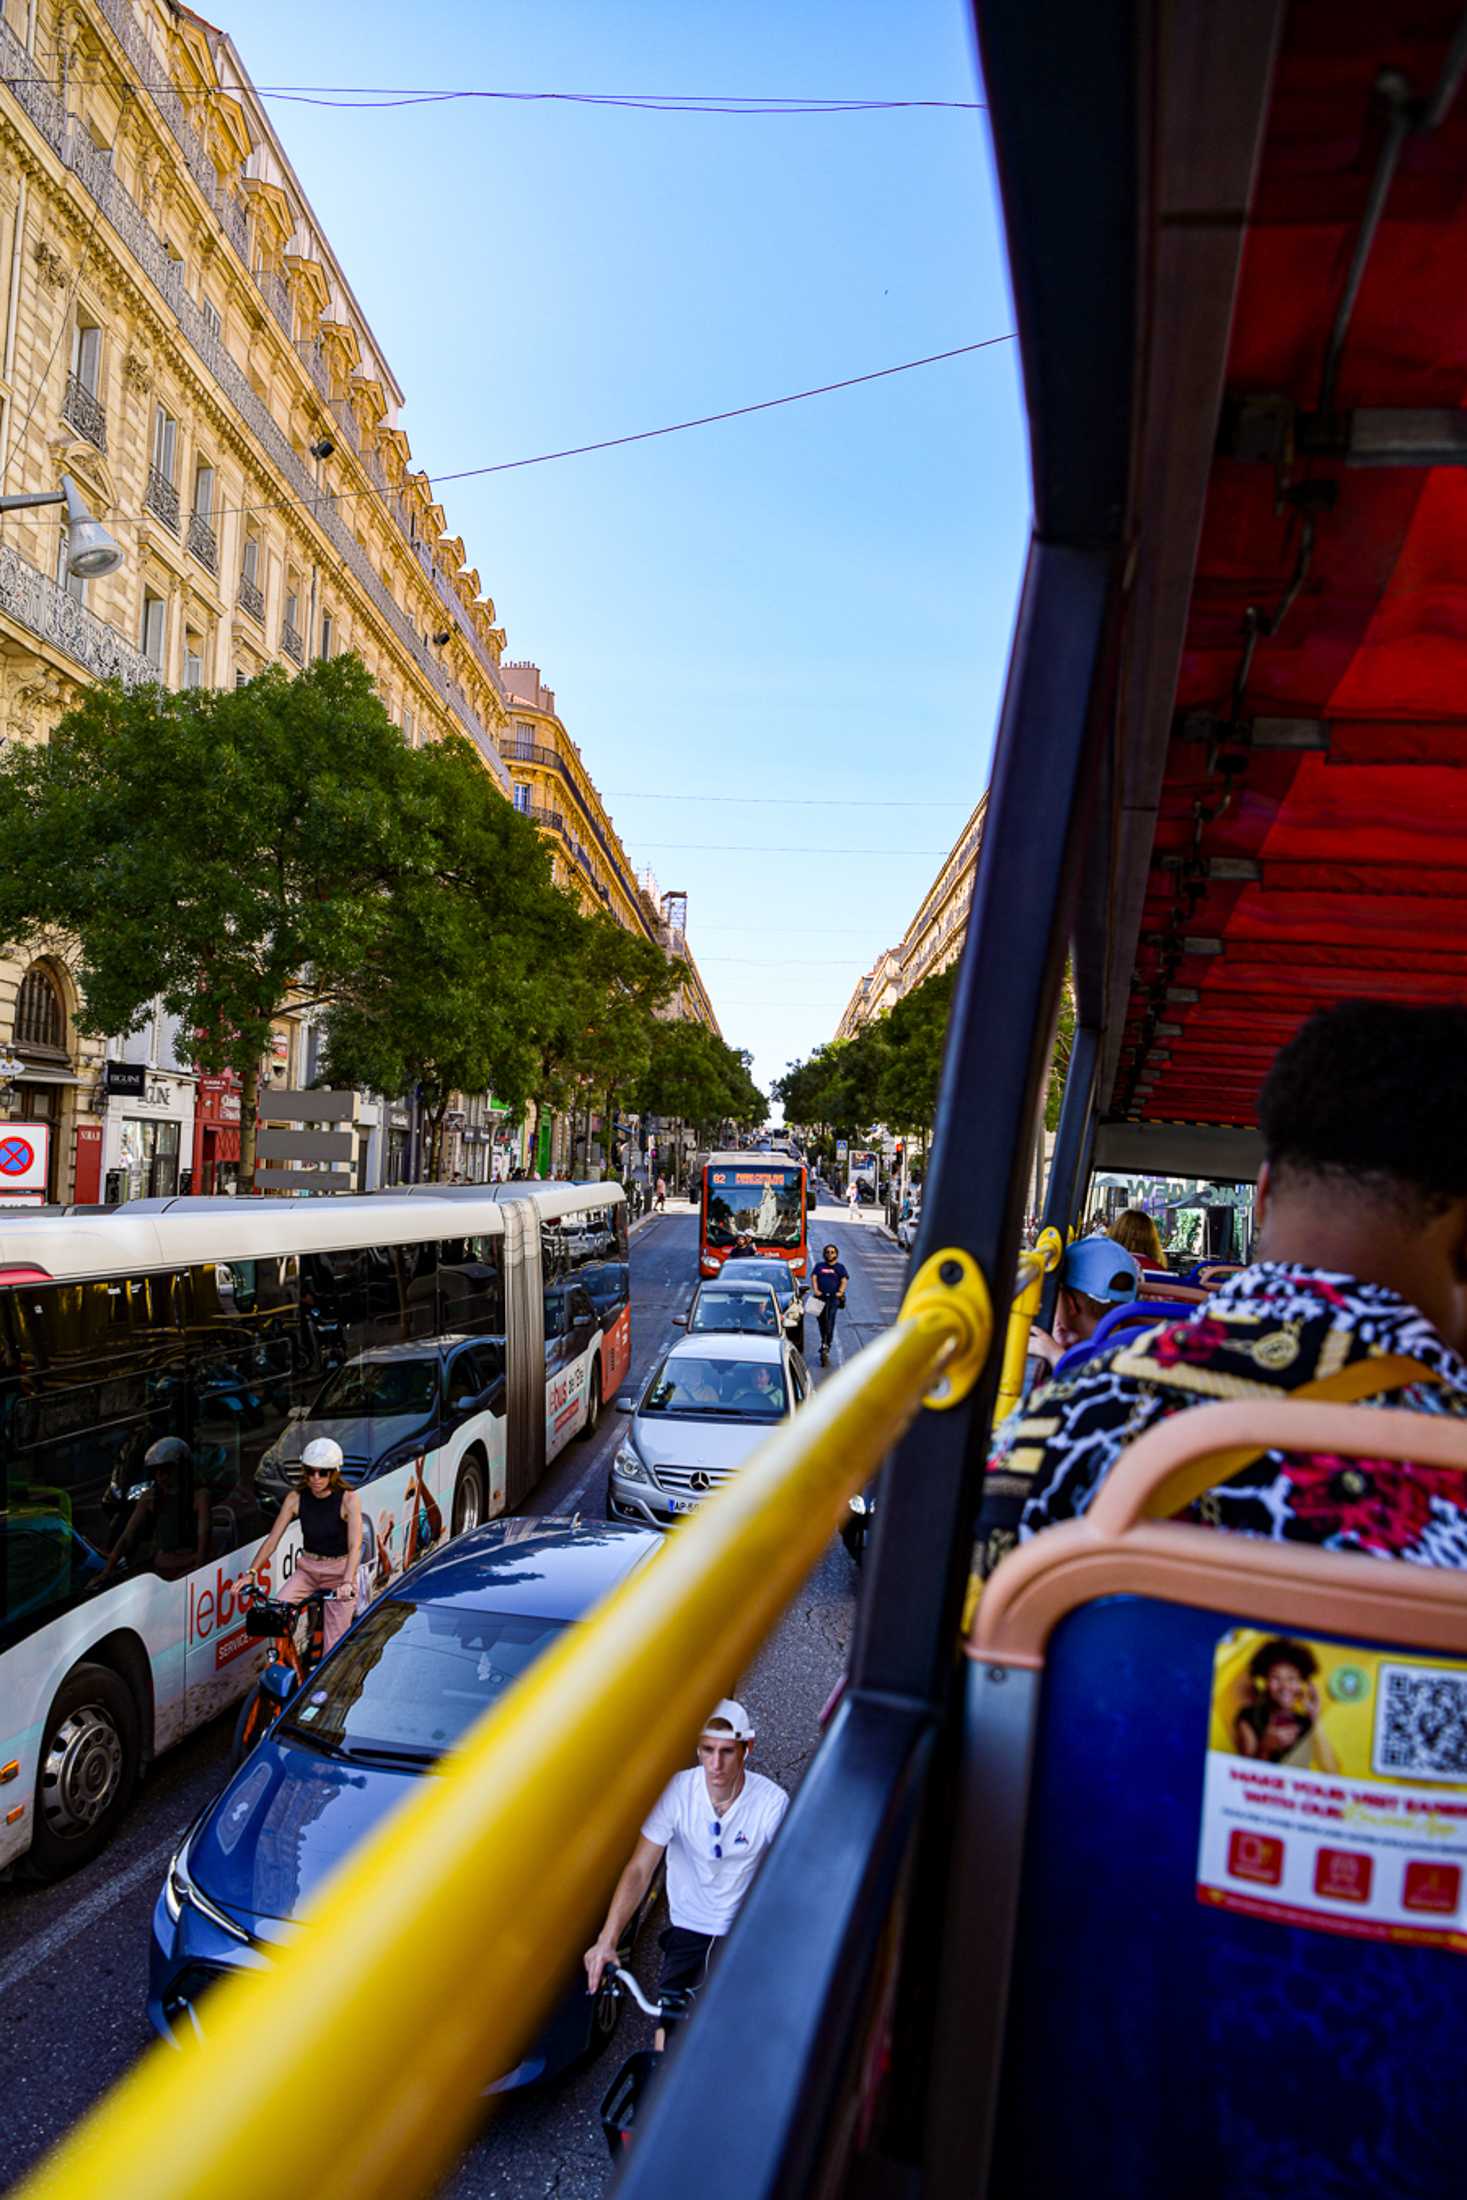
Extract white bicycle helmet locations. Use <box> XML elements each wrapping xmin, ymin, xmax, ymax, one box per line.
<box><xmin>300</xmin><ymin>1437</ymin><xmax>345</xmax><ymax>1476</ymax></box>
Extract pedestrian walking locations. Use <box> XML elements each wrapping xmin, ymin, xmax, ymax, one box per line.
<box><xmin>655</xmin><ymin>1174</ymin><xmax>667</xmax><ymax>1212</ymax></box>
<box><xmin>809</xmin><ymin>1241</ymin><xmax>850</xmax><ymax>1367</ymax></box>
<box><xmin>847</xmin><ymin>1179</ymin><xmax>861</xmax><ymax>1223</ymax></box>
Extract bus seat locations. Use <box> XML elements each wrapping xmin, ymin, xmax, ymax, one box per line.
<box><xmin>1048</xmin><ymin>1297</ymin><xmax>1184</xmax><ymax>1381</ymax></box>
<box><xmin>935</xmin><ymin>1403</ymin><xmax>1467</xmax><ymax>2200</ymax></box>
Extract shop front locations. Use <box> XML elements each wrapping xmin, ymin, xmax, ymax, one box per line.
<box><xmin>102</xmin><ymin>1065</ymin><xmax>194</xmax><ymax>1204</ymax></box>
<box><xmin>192</xmin><ymin>1072</ymin><xmax>242</xmax><ymax>1194</ymax></box>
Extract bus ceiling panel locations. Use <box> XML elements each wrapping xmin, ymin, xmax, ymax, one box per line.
<box><xmin>1091</xmin><ymin>1119</ymin><xmax>1264</xmax><ymax>1180</ymax></box>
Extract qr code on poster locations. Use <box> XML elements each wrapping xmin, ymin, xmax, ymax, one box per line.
<box><xmin>1372</xmin><ymin>1662</ymin><xmax>1467</xmax><ymax>1784</ymax></box>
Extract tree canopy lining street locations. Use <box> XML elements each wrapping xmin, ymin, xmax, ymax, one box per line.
<box><xmin>0</xmin><ymin>658</ymin><xmax>765</xmax><ymax>1182</ymax></box>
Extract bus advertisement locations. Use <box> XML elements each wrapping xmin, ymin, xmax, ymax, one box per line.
<box><xmin>699</xmin><ymin>1152</ymin><xmax>808</xmax><ymax>1279</ymax></box>
<box><xmin>0</xmin><ymin>1182</ymin><xmax>627</xmax><ymax>1880</ymax></box>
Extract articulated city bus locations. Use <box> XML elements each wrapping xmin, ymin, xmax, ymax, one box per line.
<box><xmin>0</xmin><ymin>1182</ymin><xmax>628</xmax><ymax>1878</ymax></box>
<box><xmin>697</xmin><ymin>1150</ymin><xmax>808</xmax><ymax>1280</ymax></box>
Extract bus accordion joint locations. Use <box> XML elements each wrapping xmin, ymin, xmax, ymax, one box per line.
<box><xmin>896</xmin><ymin>1247</ymin><xmax>993</xmax><ymax>1411</ymax></box>
<box><xmin>994</xmin><ymin>1226</ymin><xmax>1064</xmax><ymax>1423</ymax></box>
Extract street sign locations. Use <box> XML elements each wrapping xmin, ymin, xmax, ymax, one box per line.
<box><xmin>836</xmin><ymin>1140</ymin><xmax>848</xmax><ymax>1159</ymax></box>
<box><xmin>103</xmin><ymin>1061</ymin><xmax>146</xmax><ymax>1097</ymax></box>
<box><xmin>0</xmin><ymin>1122</ymin><xmax>50</xmax><ymax>1204</ymax></box>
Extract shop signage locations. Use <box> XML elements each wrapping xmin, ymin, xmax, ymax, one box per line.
<box><xmin>103</xmin><ymin>1061</ymin><xmax>146</xmax><ymax>1097</ymax></box>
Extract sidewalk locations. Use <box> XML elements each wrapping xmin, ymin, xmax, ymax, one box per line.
<box><xmin>810</xmin><ymin>1198</ymin><xmax>900</xmax><ymax>1247</ymax></box>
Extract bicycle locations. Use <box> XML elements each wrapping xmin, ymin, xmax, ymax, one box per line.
<box><xmin>598</xmin><ymin>1963</ymin><xmax>695</xmax><ymax>2156</ymax></box>
<box><xmin>230</xmin><ymin>1581</ymin><xmax>328</xmax><ymax>1765</ymax></box>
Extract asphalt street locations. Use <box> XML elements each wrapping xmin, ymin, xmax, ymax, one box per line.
<box><xmin>0</xmin><ymin>1197</ymin><xmax>906</xmax><ymax>2199</ymax></box>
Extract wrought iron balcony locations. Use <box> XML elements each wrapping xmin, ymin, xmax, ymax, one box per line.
<box><xmin>187</xmin><ymin>511</ymin><xmax>218</xmax><ymax>573</ymax></box>
<box><xmin>282</xmin><ymin>620</ymin><xmax>304</xmax><ymax>664</ymax></box>
<box><xmin>0</xmin><ymin>543</ymin><xmax>151</xmax><ymax>689</ymax></box>
<box><xmin>61</xmin><ymin>373</ymin><xmax>107</xmax><ymax>452</ymax></box>
<box><xmin>238</xmin><ymin>572</ymin><xmax>265</xmax><ymax>623</ymax></box>
<box><xmin>145</xmin><ymin>467</ymin><xmax>180</xmax><ymax>533</ymax></box>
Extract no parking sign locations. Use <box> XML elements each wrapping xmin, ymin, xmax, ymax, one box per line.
<box><xmin>0</xmin><ymin>1123</ymin><xmax>50</xmax><ymax>1204</ymax></box>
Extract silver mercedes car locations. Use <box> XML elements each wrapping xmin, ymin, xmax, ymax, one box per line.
<box><xmin>608</xmin><ymin>1331</ymin><xmax>811</xmax><ymax>1529</ymax></box>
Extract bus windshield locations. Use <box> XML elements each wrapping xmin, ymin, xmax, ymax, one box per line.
<box><xmin>705</xmin><ymin>1165</ymin><xmax>803</xmax><ymax>1249</ymax></box>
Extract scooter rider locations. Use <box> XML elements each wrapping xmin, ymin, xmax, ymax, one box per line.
<box><xmin>585</xmin><ymin>1700</ymin><xmax>787</xmax><ymax>2043</ymax></box>
<box><xmin>809</xmin><ymin>1242</ymin><xmax>850</xmax><ymax>1366</ymax></box>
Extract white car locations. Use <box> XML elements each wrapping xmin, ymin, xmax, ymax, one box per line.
<box><xmin>896</xmin><ymin>1205</ymin><xmax>922</xmax><ymax>1252</ymax></box>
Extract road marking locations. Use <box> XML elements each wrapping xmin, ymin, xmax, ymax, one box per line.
<box><xmin>0</xmin><ymin>1832</ymin><xmax>177</xmax><ymax>2001</ymax></box>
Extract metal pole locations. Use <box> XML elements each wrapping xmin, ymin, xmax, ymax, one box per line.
<box><xmin>1037</xmin><ymin>1020</ymin><xmax>1099</xmax><ymax>1325</ymax></box>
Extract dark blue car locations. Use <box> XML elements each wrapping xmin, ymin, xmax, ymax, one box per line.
<box><xmin>149</xmin><ymin>1519</ymin><xmax>660</xmax><ymax>2085</ymax></box>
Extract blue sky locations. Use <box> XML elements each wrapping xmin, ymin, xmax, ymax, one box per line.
<box><xmin>234</xmin><ymin>0</ymin><xmax>1030</xmax><ymax>1103</ymax></box>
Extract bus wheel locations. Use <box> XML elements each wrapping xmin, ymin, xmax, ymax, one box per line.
<box><xmin>29</xmin><ymin>1663</ymin><xmax>140</xmax><ymax>1879</ymax></box>
<box><xmin>578</xmin><ymin>1369</ymin><xmax>602</xmax><ymax>1442</ymax></box>
<box><xmin>452</xmin><ymin>1457</ymin><xmax>485</xmax><ymax>1536</ymax></box>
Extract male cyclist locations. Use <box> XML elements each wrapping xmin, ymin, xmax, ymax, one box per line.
<box><xmin>809</xmin><ymin>1242</ymin><xmax>849</xmax><ymax>1366</ymax></box>
<box><xmin>585</xmin><ymin>1700</ymin><xmax>787</xmax><ymax>2041</ymax></box>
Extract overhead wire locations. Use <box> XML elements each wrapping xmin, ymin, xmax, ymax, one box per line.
<box><xmin>1</xmin><ymin>72</ymin><xmax>984</xmax><ymax>116</ymax></box>
<box><xmin>96</xmin><ymin>337</ymin><xmax>1015</xmax><ymax>537</ymax></box>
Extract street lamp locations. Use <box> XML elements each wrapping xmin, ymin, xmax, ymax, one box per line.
<box><xmin>0</xmin><ymin>1044</ymin><xmax>24</xmax><ymax>1118</ymax></box>
<box><xmin>0</xmin><ymin>475</ymin><xmax>124</xmax><ymax>578</ymax></box>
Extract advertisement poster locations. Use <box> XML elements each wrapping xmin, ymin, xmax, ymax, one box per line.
<box><xmin>1197</xmin><ymin>1628</ymin><xmax>1467</xmax><ymax>1950</ymax></box>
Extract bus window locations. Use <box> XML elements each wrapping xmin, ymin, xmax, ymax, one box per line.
<box><xmin>180</xmin><ymin>1260</ymin><xmax>291</xmax><ymax>1557</ymax></box>
<box><xmin>1</xmin><ymin>1275</ymin><xmax>184</xmax><ymax>1644</ymax></box>
<box><xmin>436</xmin><ymin>1236</ymin><xmax>506</xmax><ymax>1341</ymax></box>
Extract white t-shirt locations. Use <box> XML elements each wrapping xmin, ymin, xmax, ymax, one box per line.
<box><xmin>641</xmin><ymin>1766</ymin><xmax>789</xmax><ymax>1936</ymax></box>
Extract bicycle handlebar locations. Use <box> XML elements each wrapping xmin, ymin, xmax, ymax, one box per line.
<box><xmin>604</xmin><ymin>1963</ymin><xmax>663</xmax><ymax>2018</ymax></box>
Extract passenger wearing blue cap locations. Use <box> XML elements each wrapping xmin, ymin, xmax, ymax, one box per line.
<box><xmin>1028</xmin><ymin>1236</ymin><xmax>1142</xmax><ymax>1370</ymax></box>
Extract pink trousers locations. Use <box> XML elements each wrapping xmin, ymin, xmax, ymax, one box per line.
<box><xmin>280</xmin><ymin>1551</ymin><xmax>356</xmax><ymax>1653</ymax></box>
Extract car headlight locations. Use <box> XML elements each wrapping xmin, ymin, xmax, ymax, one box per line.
<box><xmin>164</xmin><ymin>1834</ymin><xmax>251</xmax><ymax>1943</ymax></box>
<box><xmin>613</xmin><ymin>1440</ymin><xmax>655</xmax><ymax>1488</ymax></box>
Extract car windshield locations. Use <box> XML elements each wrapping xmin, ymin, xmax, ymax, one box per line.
<box><xmin>642</xmin><ymin>1354</ymin><xmax>789</xmax><ymax>1418</ymax></box>
<box><xmin>718</xmin><ymin>1260</ymin><xmax>793</xmax><ymax>1307</ymax></box>
<box><xmin>280</xmin><ymin>1599</ymin><xmax>565</xmax><ymax>1759</ymax></box>
<box><xmin>705</xmin><ymin>1166</ymin><xmax>803</xmax><ymax>1249</ymax></box>
<box><xmin>689</xmin><ymin>1290</ymin><xmax>781</xmax><ymax>1335</ymax></box>
<box><xmin>311</xmin><ymin>1358</ymin><xmax>438</xmax><ymax>1419</ymax></box>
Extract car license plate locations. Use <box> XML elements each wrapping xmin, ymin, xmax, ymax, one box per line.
<box><xmin>668</xmin><ymin>1495</ymin><xmax>701</xmax><ymax>1514</ymax></box>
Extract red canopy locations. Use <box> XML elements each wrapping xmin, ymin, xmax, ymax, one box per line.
<box><xmin>1120</xmin><ymin>1</ymin><xmax>1467</xmax><ymax>1126</ymax></box>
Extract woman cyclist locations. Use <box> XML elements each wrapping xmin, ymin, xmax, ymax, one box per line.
<box><xmin>245</xmin><ymin>1436</ymin><xmax>363</xmax><ymax>1656</ymax></box>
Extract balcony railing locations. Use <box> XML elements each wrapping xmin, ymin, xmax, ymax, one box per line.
<box><xmin>187</xmin><ymin>511</ymin><xmax>218</xmax><ymax>573</ymax></box>
<box><xmin>238</xmin><ymin>572</ymin><xmax>265</xmax><ymax>623</ymax></box>
<box><xmin>330</xmin><ymin>398</ymin><xmax>360</xmax><ymax>456</ymax></box>
<box><xmin>145</xmin><ymin>467</ymin><xmax>180</xmax><ymax>533</ymax></box>
<box><xmin>0</xmin><ymin>542</ymin><xmax>151</xmax><ymax>689</ymax></box>
<box><xmin>0</xmin><ymin>27</ymin><xmax>509</xmax><ymax>788</ymax></box>
<box><xmin>253</xmin><ymin>265</ymin><xmax>292</xmax><ymax>338</ymax></box>
<box><xmin>61</xmin><ymin>373</ymin><xmax>107</xmax><ymax>452</ymax></box>
<box><xmin>282</xmin><ymin>620</ymin><xmax>304</xmax><ymax>664</ymax></box>
<box><xmin>295</xmin><ymin>338</ymin><xmax>332</xmax><ymax>401</ymax></box>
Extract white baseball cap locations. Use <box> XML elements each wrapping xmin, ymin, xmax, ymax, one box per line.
<box><xmin>701</xmin><ymin>1697</ymin><xmax>755</xmax><ymax>1741</ymax></box>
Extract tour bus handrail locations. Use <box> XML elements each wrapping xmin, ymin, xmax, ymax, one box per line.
<box><xmin>18</xmin><ymin>1250</ymin><xmax>991</xmax><ymax>2200</ymax></box>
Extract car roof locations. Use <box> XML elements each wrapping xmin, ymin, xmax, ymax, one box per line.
<box><xmin>659</xmin><ymin>1331</ymin><xmax>786</xmax><ymax>1365</ymax></box>
<box><xmin>384</xmin><ymin>1518</ymin><xmax>659</xmax><ymax>1616</ymax></box>
<box><xmin>695</xmin><ymin>1278</ymin><xmax>780</xmax><ymax>1298</ymax></box>
<box><xmin>719</xmin><ymin>1258</ymin><xmax>790</xmax><ymax>1275</ymax></box>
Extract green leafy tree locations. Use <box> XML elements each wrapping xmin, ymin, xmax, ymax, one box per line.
<box><xmin>320</xmin><ymin>731</ymin><xmax>571</xmax><ymax>1174</ymax></box>
<box><xmin>875</xmin><ymin>966</ymin><xmax>957</xmax><ymax>1149</ymax></box>
<box><xmin>0</xmin><ymin>659</ymin><xmax>437</xmax><ymax>1186</ymax></box>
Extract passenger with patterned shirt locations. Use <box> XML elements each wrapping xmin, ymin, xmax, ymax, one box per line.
<box><xmin>976</xmin><ymin>1001</ymin><xmax>1467</xmax><ymax>1579</ymax></box>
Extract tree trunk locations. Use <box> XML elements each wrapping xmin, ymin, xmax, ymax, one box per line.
<box><xmin>239</xmin><ymin>1058</ymin><xmax>260</xmax><ymax>1194</ymax></box>
<box><xmin>602</xmin><ymin>1082</ymin><xmax>619</xmax><ymax>1180</ymax></box>
<box><xmin>429</xmin><ymin>1099</ymin><xmax>449</xmax><ymax>1180</ymax></box>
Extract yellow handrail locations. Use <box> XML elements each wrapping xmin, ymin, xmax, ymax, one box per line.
<box><xmin>994</xmin><ymin>1225</ymin><xmax>1063</xmax><ymax>1421</ymax></box>
<box><xmin>22</xmin><ymin>1251</ymin><xmax>991</xmax><ymax>2200</ymax></box>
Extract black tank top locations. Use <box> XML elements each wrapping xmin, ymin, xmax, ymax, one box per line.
<box><xmin>297</xmin><ymin>1483</ymin><xmax>348</xmax><ymax>1557</ymax></box>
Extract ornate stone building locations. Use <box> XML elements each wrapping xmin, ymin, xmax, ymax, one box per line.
<box><xmin>832</xmin><ymin>795</ymin><xmax>987</xmax><ymax>1043</ymax></box>
<box><xmin>0</xmin><ymin>0</ymin><xmax>518</xmax><ymax>1197</ymax></box>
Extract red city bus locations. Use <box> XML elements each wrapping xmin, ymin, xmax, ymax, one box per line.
<box><xmin>698</xmin><ymin>1151</ymin><xmax>809</xmax><ymax>1280</ymax></box>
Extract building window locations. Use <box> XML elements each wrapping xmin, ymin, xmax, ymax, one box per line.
<box><xmin>403</xmin><ymin>706</ymin><xmax>415</xmax><ymax>747</ymax></box>
<box><xmin>193</xmin><ymin>459</ymin><xmax>214</xmax><ymax>521</ymax></box>
<box><xmin>14</xmin><ymin>963</ymin><xmax>65</xmax><ymax>1055</ymax></box>
<box><xmin>151</xmin><ymin>406</ymin><xmax>177</xmax><ymax>485</ymax></box>
<box><xmin>63</xmin><ymin>316</ymin><xmax>107</xmax><ymax>451</ymax></box>
<box><xmin>235</xmin><ymin>666</ymin><xmax>250</xmax><ymax>689</ymax></box>
<box><xmin>201</xmin><ymin>296</ymin><xmax>222</xmax><ymax>341</ymax></box>
<box><xmin>184</xmin><ymin>632</ymin><xmax>204</xmax><ymax>690</ymax></box>
<box><xmin>242</xmin><ymin>535</ymin><xmax>260</xmax><ymax>588</ymax></box>
<box><xmin>141</xmin><ymin>590</ymin><xmax>166</xmax><ymax>671</ymax></box>
<box><xmin>319</xmin><ymin>610</ymin><xmax>334</xmax><ymax>660</ymax></box>
<box><xmin>513</xmin><ymin>783</ymin><xmax>531</xmax><ymax>814</ymax></box>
